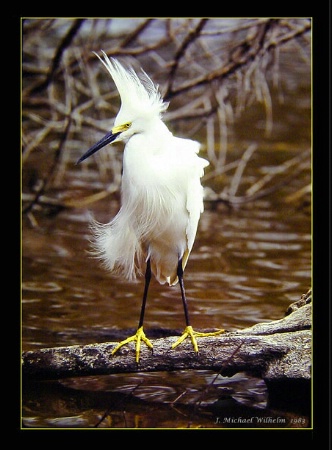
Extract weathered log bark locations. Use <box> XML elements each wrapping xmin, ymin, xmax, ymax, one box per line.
<box><xmin>22</xmin><ymin>290</ymin><xmax>312</xmax><ymax>389</ymax></box>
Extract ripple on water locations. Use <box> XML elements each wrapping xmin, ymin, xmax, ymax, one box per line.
<box><xmin>22</xmin><ymin>281</ymin><xmax>63</xmax><ymax>293</ymax></box>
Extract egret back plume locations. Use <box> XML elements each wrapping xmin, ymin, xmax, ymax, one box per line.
<box><xmin>95</xmin><ymin>51</ymin><xmax>169</xmax><ymax>118</ymax></box>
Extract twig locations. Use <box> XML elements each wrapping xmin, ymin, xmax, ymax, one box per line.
<box><xmin>22</xmin><ymin>116</ymin><xmax>72</xmax><ymax>215</ymax></box>
<box><xmin>165</xmin><ymin>20</ymin><xmax>310</xmax><ymax>101</ymax></box>
<box><xmin>228</xmin><ymin>144</ymin><xmax>258</xmax><ymax>197</ymax></box>
<box><xmin>28</xmin><ymin>19</ymin><xmax>86</xmax><ymax>95</ymax></box>
<box><xmin>165</xmin><ymin>19</ymin><xmax>209</xmax><ymax>95</ymax></box>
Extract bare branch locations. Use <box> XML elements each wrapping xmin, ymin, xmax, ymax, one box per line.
<box><xmin>22</xmin><ymin>18</ymin><xmax>311</xmax><ymax>215</ymax></box>
<box><xmin>28</xmin><ymin>19</ymin><xmax>86</xmax><ymax>95</ymax></box>
<box><xmin>165</xmin><ymin>18</ymin><xmax>209</xmax><ymax>95</ymax></box>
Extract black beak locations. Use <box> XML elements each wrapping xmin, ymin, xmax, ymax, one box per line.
<box><xmin>76</xmin><ymin>130</ymin><xmax>121</xmax><ymax>164</ymax></box>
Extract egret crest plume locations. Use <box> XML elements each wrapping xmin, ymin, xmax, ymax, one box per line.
<box><xmin>95</xmin><ymin>51</ymin><xmax>169</xmax><ymax>120</ymax></box>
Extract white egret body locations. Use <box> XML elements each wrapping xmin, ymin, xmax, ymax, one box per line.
<box><xmin>77</xmin><ymin>52</ymin><xmax>223</xmax><ymax>362</ymax></box>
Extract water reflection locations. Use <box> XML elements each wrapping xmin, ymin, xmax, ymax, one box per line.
<box><xmin>22</xmin><ymin>371</ymin><xmax>270</xmax><ymax>428</ymax></box>
<box><xmin>22</xmin><ymin>164</ymin><xmax>311</xmax><ymax>429</ymax></box>
<box><xmin>22</xmin><ymin>368</ymin><xmax>311</xmax><ymax>428</ymax></box>
<box><xmin>22</xmin><ymin>195</ymin><xmax>310</xmax><ymax>351</ymax></box>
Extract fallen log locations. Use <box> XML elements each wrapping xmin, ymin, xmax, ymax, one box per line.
<box><xmin>22</xmin><ymin>290</ymin><xmax>311</xmax><ymax>386</ymax></box>
<box><xmin>22</xmin><ymin>290</ymin><xmax>312</xmax><ymax>412</ymax></box>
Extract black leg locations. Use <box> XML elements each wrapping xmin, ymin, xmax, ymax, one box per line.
<box><xmin>172</xmin><ymin>257</ymin><xmax>225</xmax><ymax>353</ymax></box>
<box><xmin>111</xmin><ymin>257</ymin><xmax>153</xmax><ymax>362</ymax></box>
<box><xmin>138</xmin><ymin>258</ymin><xmax>151</xmax><ymax>329</ymax></box>
<box><xmin>177</xmin><ymin>258</ymin><xmax>191</xmax><ymax>327</ymax></box>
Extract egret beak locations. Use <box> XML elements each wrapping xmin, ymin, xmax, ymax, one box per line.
<box><xmin>76</xmin><ymin>129</ymin><xmax>121</xmax><ymax>164</ymax></box>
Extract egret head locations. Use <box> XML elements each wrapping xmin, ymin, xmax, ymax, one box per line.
<box><xmin>77</xmin><ymin>52</ymin><xmax>169</xmax><ymax>164</ymax></box>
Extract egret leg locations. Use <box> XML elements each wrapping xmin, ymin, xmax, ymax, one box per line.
<box><xmin>172</xmin><ymin>258</ymin><xmax>225</xmax><ymax>353</ymax></box>
<box><xmin>111</xmin><ymin>259</ymin><xmax>153</xmax><ymax>363</ymax></box>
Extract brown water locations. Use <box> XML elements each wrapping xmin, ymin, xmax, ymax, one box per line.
<box><xmin>22</xmin><ymin>192</ymin><xmax>310</xmax><ymax>350</ymax></box>
<box><xmin>22</xmin><ymin>163</ymin><xmax>311</xmax><ymax>428</ymax></box>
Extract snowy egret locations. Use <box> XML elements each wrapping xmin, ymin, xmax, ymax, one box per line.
<box><xmin>77</xmin><ymin>51</ymin><xmax>224</xmax><ymax>362</ymax></box>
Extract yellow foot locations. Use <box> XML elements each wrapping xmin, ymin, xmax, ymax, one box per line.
<box><xmin>171</xmin><ymin>325</ymin><xmax>225</xmax><ymax>353</ymax></box>
<box><xmin>111</xmin><ymin>326</ymin><xmax>153</xmax><ymax>363</ymax></box>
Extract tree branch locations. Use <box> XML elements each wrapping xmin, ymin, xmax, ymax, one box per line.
<box><xmin>28</xmin><ymin>19</ymin><xmax>86</xmax><ymax>95</ymax></box>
